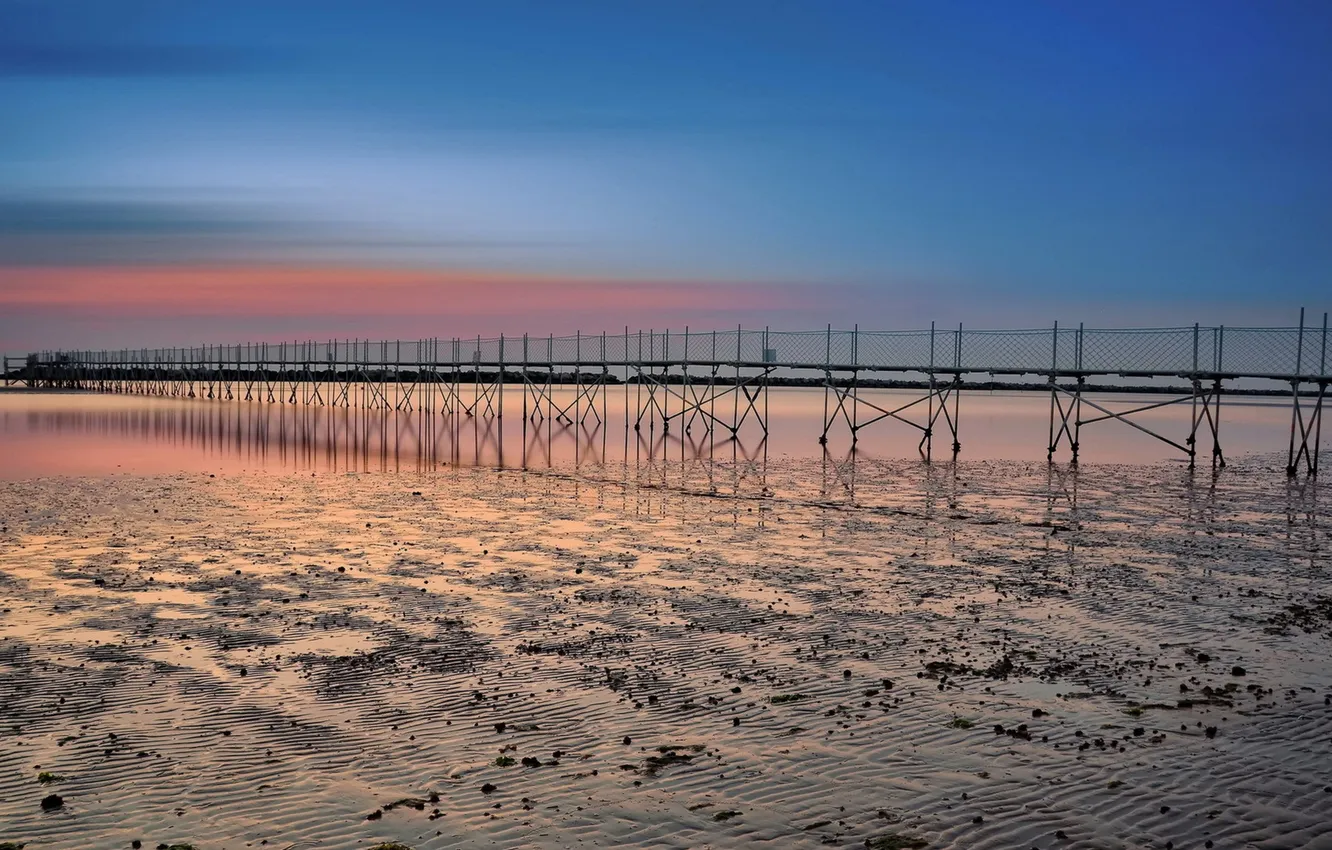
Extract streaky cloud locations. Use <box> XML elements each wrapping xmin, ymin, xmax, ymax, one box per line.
<box><xmin>0</xmin><ymin>42</ymin><xmax>280</xmax><ymax>77</ymax></box>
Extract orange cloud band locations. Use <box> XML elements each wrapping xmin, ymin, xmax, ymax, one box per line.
<box><xmin>0</xmin><ymin>265</ymin><xmax>813</xmax><ymax>318</ymax></box>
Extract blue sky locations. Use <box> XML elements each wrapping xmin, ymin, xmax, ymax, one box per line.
<box><xmin>1</xmin><ymin>0</ymin><xmax>1330</xmax><ymax>349</ymax></box>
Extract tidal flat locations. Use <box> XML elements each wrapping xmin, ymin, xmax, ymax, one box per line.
<box><xmin>0</xmin><ymin>456</ymin><xmax>1328</xmax><ymax>849</ymax></box>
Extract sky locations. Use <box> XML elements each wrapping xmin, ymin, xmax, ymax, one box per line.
<box><xmin>1</xmin><ymin>0</ymin><xmax>1330</xmax><ymax>354</ymax></box>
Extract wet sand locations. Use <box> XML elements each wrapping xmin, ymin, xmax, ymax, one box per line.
<box><xmin>0</xmin><ymin>456</ymin><xmax>1329</xmax><ymax>849</ymax></box>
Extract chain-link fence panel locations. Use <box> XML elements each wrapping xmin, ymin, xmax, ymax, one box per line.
<box><xmin>959</xmin><ymin>329</ymin><xmax>1053</xmax><ymax>373</ymax></box>
<box><xmin>816</xmin><ymin>330</ymin><xmax>853</xmax><ymax>365</ymax></box>
<box><xmin>1079</xmin><ymin>329</ymin><xmax>1195</xmax><ymax>373</ymax></box>
<box><xmin>669</xmin><ymin>329</ymin><xmax>718</xmax><ymax>362</ymax></box>
<box><xmin>1221</xmin><ymin>328</ymin><xmax>1303</xmax><ymax>376</ymax></box>
<box><xmin>1052</xmin><ymin>328</ymin><xmax>1079</xmax><ymax>371</ymax></box>
<box><xmin>517</xmin><ymin>335</ymin><xmax>553</xmax><ymax>363</ymax></box>
<box><xmin>717</xmin><ymin>330</ymin><xmax>744</xmax><ymax>362</ymax></box>
<box><xmin>640</xmin><ymin>331</ymin><xmax>666</xmax><ymax>362</ymax></box>
<box><xmin>36</xmin><ymin>322</ymin><xmax>1332</xmax><ymax>379</ymax></box>
<box><xmin>738</xmin><ymin>330</ymin><xmax>768</xmax><ymax>362</ymax></box>
<box><xmin>1303</xmin><ymin>324</ymin><xmax>1332</xmax><ymax>377</ymax></box>
<box><xmin>856</xmin><ymin>331</ymin><xmax>932</xmax><ymax>370</ymax></box>
<box><xmin>934</xmin><ymin>329</ymin><xmax>961</xmax><ymax>369</ymax></box>
<box><xmin>660</xmin><ymin>331</ymin><xmax>684</xmax><ymax>361</ymax></box>
<box><xmin>602</xmin><ymin>333</ymin><xmax>629</xmax><ymax>363</ymax></box>
<box><xmin>766</xmin><ymin>331</ymin><xmax>827</xmax><ymax>365</ymax></box>
<box><xmin>571</xmin><ymin>334</ymin><xmax>596</xmax><ymax>363</ymax></box>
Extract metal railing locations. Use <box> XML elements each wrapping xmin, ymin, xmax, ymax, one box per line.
<box><xmin>15</xmin><ymin>315</ymin><xmax>1331</xmax><ymax>381</ymax></box>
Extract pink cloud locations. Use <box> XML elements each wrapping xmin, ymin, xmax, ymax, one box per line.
<box><xmin>0</xmin><ymin>265</ymin><xmax>825</xmax><ymax>351</ymax></box>
<box><xmin>0</xmin><ymin>265</ymin><xmax>810</xmax><ymax>315</ymax></box>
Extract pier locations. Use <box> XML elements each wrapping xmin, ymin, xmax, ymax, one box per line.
<box><xmin>6</xmin><ymin>311</ymin><xmax>1328</xmax><ymax>475</ymax></box>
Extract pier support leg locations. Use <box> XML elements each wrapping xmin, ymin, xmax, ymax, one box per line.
<box><xmin>1186</xmin><ymin>377</ymin><xmax>1225</xmax><ymax>471</ymax></box>
<box><xmin>1288</xmin><ymin>380</ymin><xmax>1326</xmax><ymax>477</ymax></box>
<box><xmin>1048</xmin><ymin>378</ymin><xmax>1081</xmax><ymax>463</ymax></box>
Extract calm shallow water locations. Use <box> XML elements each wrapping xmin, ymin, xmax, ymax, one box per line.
<box><xmin>0</xmin><ymin>385</ymin><xmax>1304</xmax><ymax>478</ymax></box>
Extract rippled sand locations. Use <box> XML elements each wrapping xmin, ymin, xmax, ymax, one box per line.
<box><xmin>0</xmin><ymin>457</ymin><xmax>1329</xmax><ymax>850</ymax></box>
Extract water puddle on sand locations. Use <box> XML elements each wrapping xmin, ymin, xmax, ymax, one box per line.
<box><xmin>0</xmin><ymin>455</ymin><xmax>1328</xmax><ymax>850</ymax></box>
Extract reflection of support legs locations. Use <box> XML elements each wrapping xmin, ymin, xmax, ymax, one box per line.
<box><xmin>820</xmin><ymin>445</ymin><xmax>857</xmax><ymax>501</ymax></box>
<box><xmin>1042</xmin><ymin>462</ymin><xmax>1079</xmax><ymax>536</ymax></box>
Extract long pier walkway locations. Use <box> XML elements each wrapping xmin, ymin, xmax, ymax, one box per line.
<box><xmin>6</xmin><ymin>311</ymin><xmax>1329</xmax><ymax>475</ymax></box>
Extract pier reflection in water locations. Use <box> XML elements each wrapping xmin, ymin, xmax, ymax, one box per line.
<box><xmin>1</xmin><ymin>387</ymin><xmax>1321</xmax><ymax>561</ymax></box>
<box><xmin>0</xmin><ymin>390</ymin><xmax>776</xmax><ymax>478</ymax></box>
<box><xmin>0</xmin><ymin>385</ymin><xmax>1306</xmax><ymax>481</ymax></box>
<box><xmin>3</xmin><ymin>396</ymin><xmax>604</xmax><ymax>473</ymax></box>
